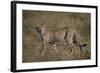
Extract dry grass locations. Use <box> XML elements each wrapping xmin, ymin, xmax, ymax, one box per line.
<box><xmin>22</xmin><ymin>10</ymin><xmax>91</xmax><ymax>63</ymax></box>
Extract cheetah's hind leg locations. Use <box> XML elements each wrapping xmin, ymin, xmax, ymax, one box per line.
<box><xmin>68</xmin><ymin>44</ymin><xmax>74</xmax><ymax>56</ymax></box>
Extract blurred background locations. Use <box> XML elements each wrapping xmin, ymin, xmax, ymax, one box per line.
<box><xmin>22</xmin><ymin>10</ymin><xmax>91</xmax><ymax>63</ymax></box>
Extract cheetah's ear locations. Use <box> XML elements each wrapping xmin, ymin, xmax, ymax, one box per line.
<box><xmin>36</xmin><ymin>24</ymin><xmax>40</xmax><ymax>31</ymax></box>
<box><xmin>43</xmin><ymin>25</ymin><xmax>46</xmax><ymax>27</ymax></box>
<box><xmin>42</xmin><ymin>24</ymin><xmax>46</xmax><ymax>28</ymax></box>
<box><xmin>36</xmin><ymin>24</ymin><xmax>40</xmax><ymax>27</ymax></box>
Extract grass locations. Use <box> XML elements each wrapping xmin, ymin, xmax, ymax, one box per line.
<box><xmin>22</xmin><ymin>10</ymin><xmax>91</xmax><ymax>63</ymax></box>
